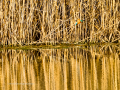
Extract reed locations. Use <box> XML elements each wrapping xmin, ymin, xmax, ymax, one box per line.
<box><xmin>0</xmin><ymin>0</ymin><xmax>120</xmax><ymax>46</ymax></box>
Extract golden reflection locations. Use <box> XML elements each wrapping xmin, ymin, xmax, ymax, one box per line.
<box><xmin>0</xmin><ymin>45</ymin><xmax>120</xmax><ymax>90</ymax></box>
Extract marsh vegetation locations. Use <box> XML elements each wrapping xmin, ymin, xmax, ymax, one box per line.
<box><xmin>0</xmin><ymin>0</ymin><xmax>120</xmax><ymax>46</ymax></box>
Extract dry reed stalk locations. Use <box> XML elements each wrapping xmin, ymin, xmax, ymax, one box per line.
<box><xmin>3</xmin><ymin>0</ymin><xmax>6</xmax><ymax>45</ymax></box>
<box><xmin>0</xmin><ymin>1</ymin><xmax>3</xmax><ymax>44</ymax></box>
<box><xmin>62</xmin><ymin>0</ymin><xmax>65</xmax><ymax>42</ymax></box>
<box><xmin>30</xmin><ymin>0</ymin><xmax>33</xmax><ymax>43</ymax></box>
<box><xmin>8</xmin><ymin>1</ymin><xmax>11</xmax><ymax>45</ymax></box>
<box><xmin>74</xmin><ymin>0</ymin><xmax>77</xmax><ymax>42</ymax></box>
<box><xmin>81</xmin><ymin>0</ymin><xmax>85</xmax><ymax>42</ymax></box>
<box><xmin>18</xmin><ymin>0</ymin><xmax>21</xmax><ymax>45</ymax></box>
<box><xmin>12</xmin><ymin>0</ymin><xmax>14</xmax><ymax>45</ymax></box>
<box><xmin>92</xmin><ymin>0</ymin><xmax>95</xmax><ymax>43</ymax></box>
<box><xmin>70</xmin><ymin>0</ymin><xmax>74</xmax><ymax>42</ymax></box>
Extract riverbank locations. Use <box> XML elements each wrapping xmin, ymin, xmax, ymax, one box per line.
<box><xmin>0</xmin><ymin>42</ymin><xmax>120</xmax><ymax>51</ymax></box>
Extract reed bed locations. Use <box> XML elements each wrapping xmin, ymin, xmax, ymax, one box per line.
<box><xmin>0</xmin><ymin>45</ymin><xmax>120</xmax><ymax>90</ymax></box>
<box><xmin>0</xmin><ymin>0</ymin><xmax>120</xmax><ymax>46</ymax></box>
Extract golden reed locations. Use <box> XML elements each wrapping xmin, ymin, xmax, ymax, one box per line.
<box><xmin>0</xmin><ymin>0</ymin><xmax>120</xmax><ymax>45</ymax></box>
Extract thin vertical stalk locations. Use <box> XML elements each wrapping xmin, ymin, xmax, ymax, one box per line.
<box><xmin>30</xmin><ymin>0</ymin><xmax>33</xmax><ymax>43</ymax></box>
<box><xmin>27</xmin><ymin>0</ymin><xmax>29</xmax><ymax>45</ymax></box>
<box><xmin>0</xmin><ymin>1</ymin><xmax>3</xmax><ymax>45</ymax></box>
<box><xmin>18</xmin><ymin>0</ymin><xmax>21</xmax><ymax>45</ymax></box>
<box><xmin>92</xmin><ymin>0</ymin><xmax>95</xmax><ymax>43</ymax></box>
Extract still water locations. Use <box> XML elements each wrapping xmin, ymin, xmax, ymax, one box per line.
<box><xmin>0</xmin><ymin>45</ymin><xmax>120</xmax><ymax>90</ymax></box>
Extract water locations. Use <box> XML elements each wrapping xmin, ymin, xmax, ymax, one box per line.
<box><xmin>0</xmin><ymin>45</ymin><xmax>120</xmax><ymax>90</ymax></box>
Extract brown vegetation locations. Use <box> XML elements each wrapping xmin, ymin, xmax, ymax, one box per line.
<box><xmin>0</xmin><ymin>0</ymin><xmax>120</xmax><ymax>46</ymax></box>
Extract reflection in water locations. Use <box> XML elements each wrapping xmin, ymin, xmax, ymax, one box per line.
<box><xmin>0</xmin><ymin>45</ymin><xmax>120</xmax><ymax>90</ymax></box>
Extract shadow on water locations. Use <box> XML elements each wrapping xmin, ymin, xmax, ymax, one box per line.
<box><xmin>0</xmin><ymin>44</ymin><xmax>120</xmax><ymax>90</ymax></box>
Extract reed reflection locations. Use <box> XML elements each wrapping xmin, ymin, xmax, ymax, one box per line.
<box><xmin>0</xmin><ymin>45</ymin><xmax>120</xmax><ymax>90</ymax></box>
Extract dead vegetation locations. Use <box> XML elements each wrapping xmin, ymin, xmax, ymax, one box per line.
<box><xmin>0</xmin><ymin>0</ymin><xmax>120</xmax><ymax>46</ymax></box>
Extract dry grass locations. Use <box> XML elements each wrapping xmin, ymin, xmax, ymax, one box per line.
<box><xmin>0</xmin><ymin>0</ymin><xmax>120</xmax><ymax>46</ymax></box>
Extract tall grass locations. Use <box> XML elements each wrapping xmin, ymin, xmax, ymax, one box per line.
<box><xmin>0</xmin><ymin>0</ymin><xmax>120</xmax><ymax>46</ymax></box>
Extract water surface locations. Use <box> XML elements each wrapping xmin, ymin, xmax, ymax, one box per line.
<box><xmin>0</xmin><ymin>44</ymin><xmax>120</xmax><ymax>90</ymax></box>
